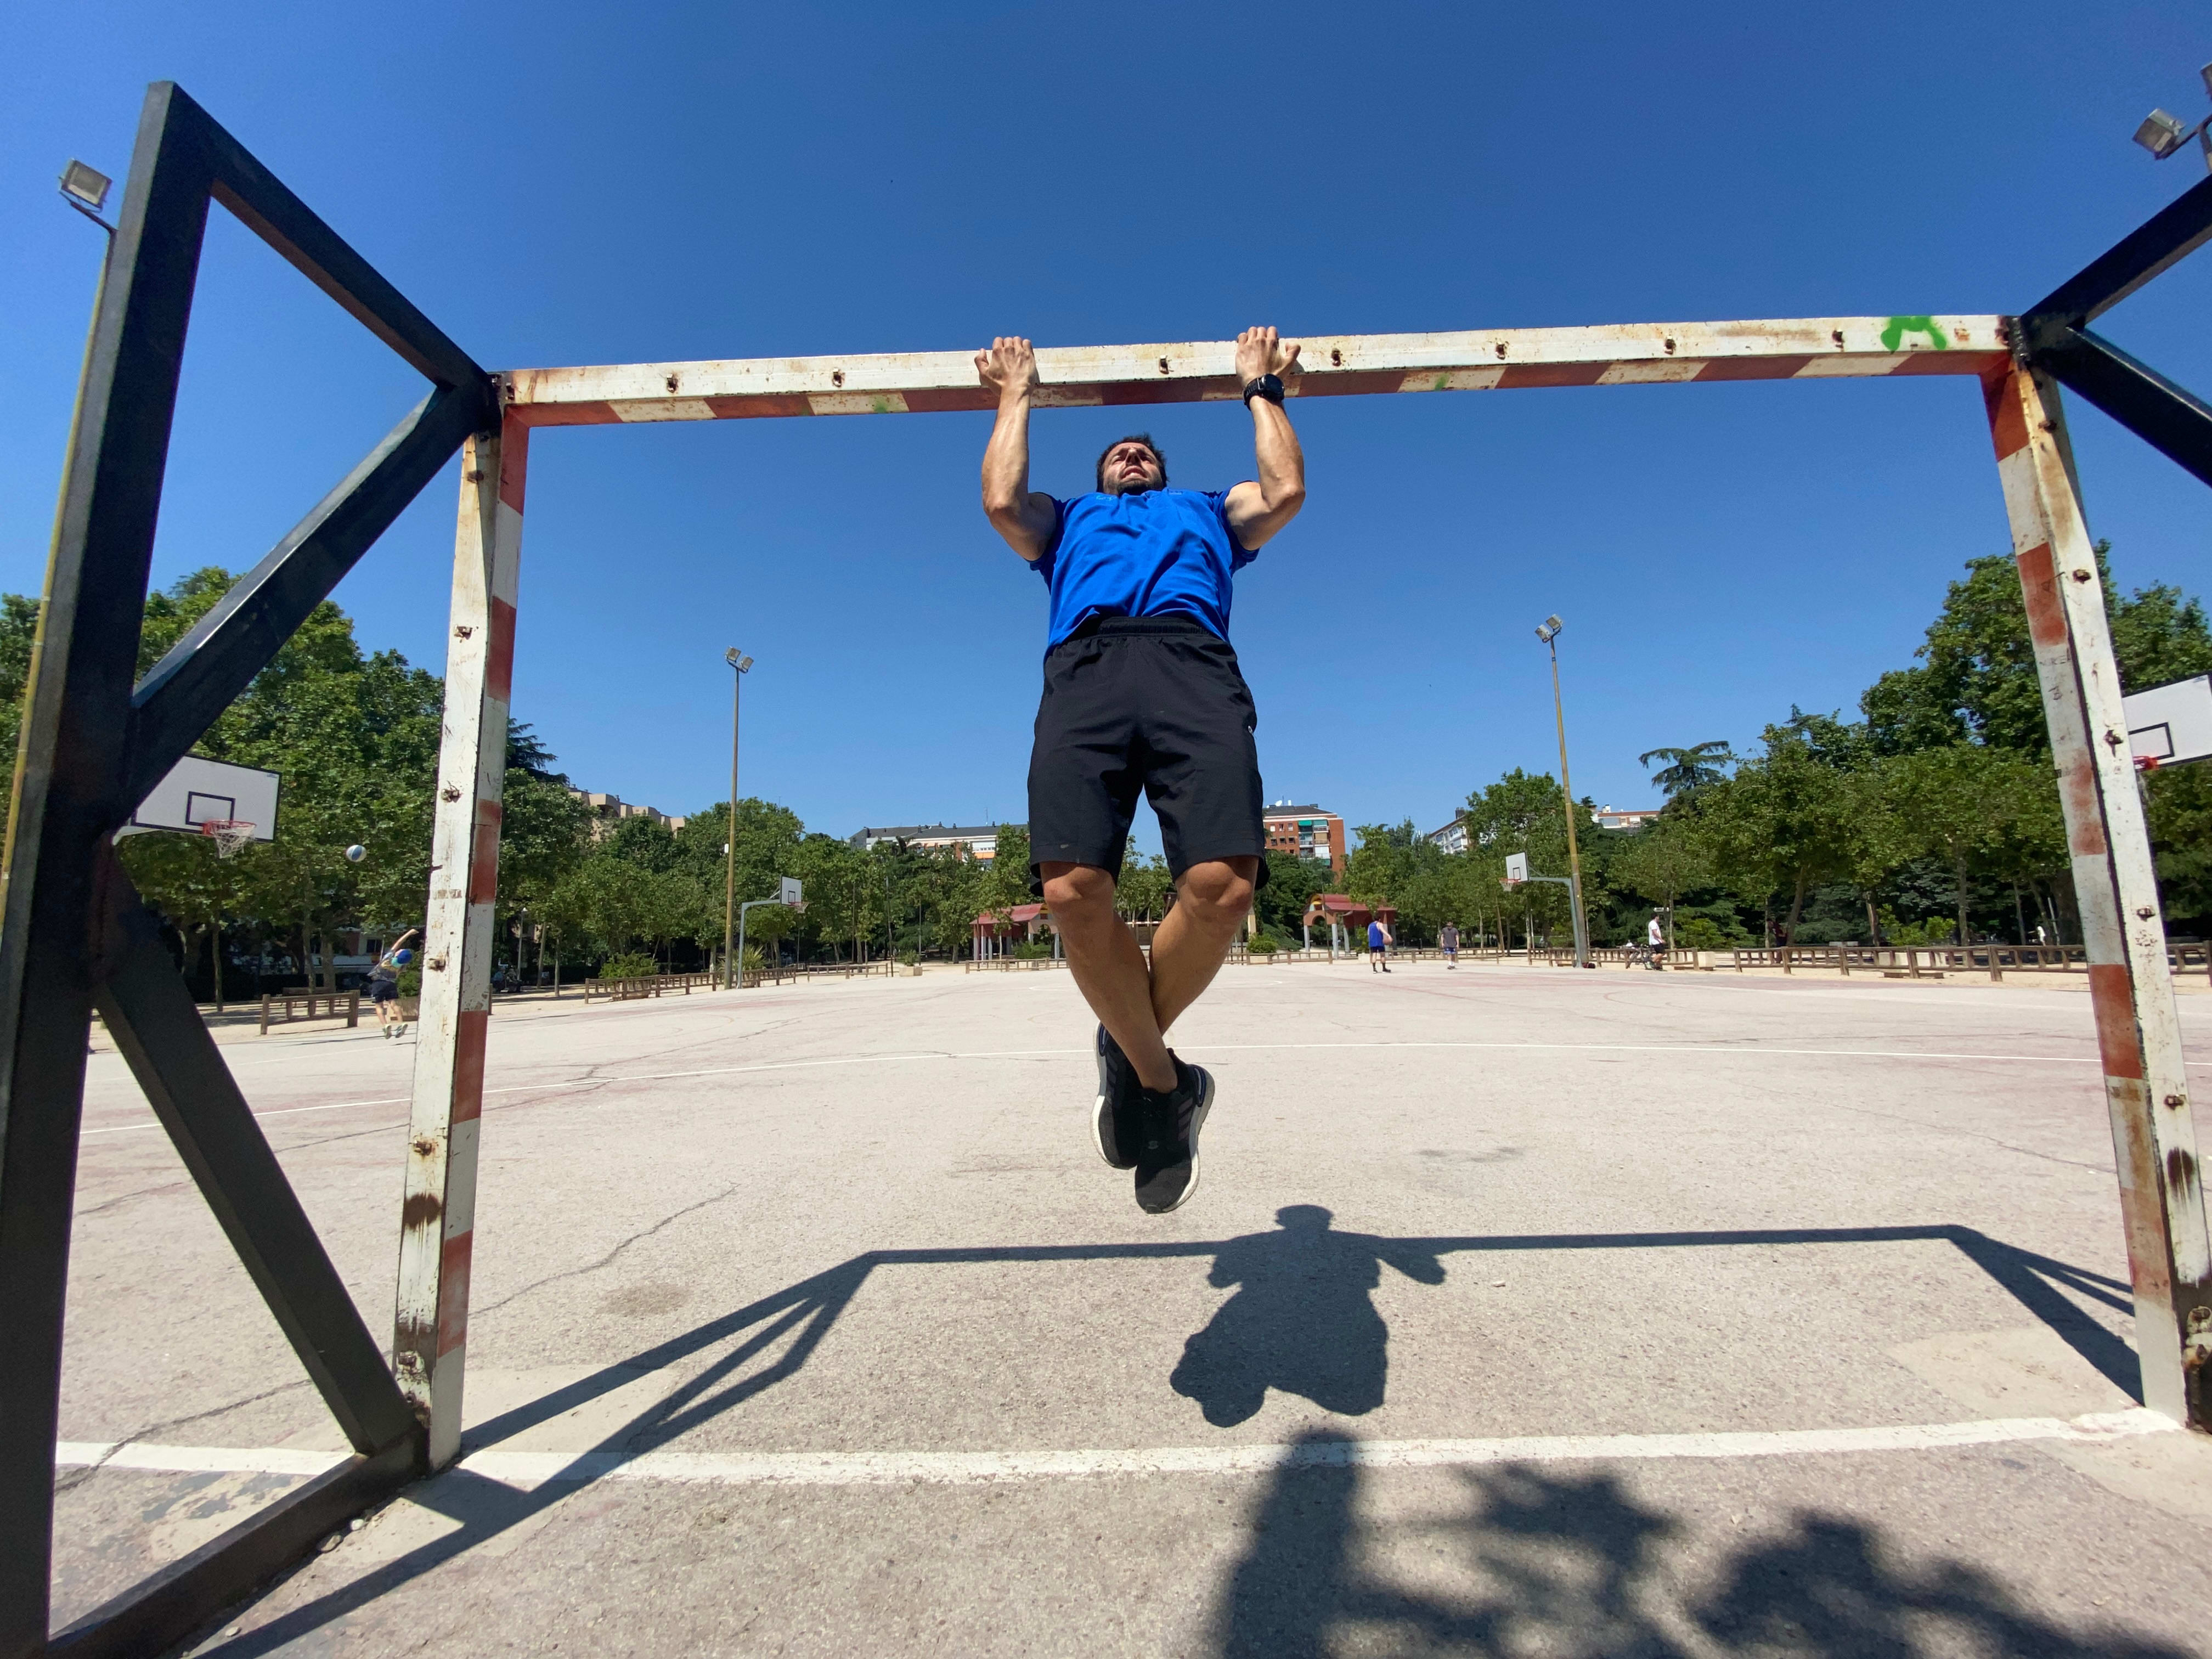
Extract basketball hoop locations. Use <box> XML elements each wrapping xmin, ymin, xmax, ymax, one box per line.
<box><xmin>199</xmin><ymin>819</ymin><xmax>256</xmax><ymax>859</ymax></box>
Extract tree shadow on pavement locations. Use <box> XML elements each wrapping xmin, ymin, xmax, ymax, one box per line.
<box><xmin>1216</xmin><ymin>1430</ymin><xmax>2190</xmax><ymax>1658</ymax></box>
<box><xmin>1171</xmin><ymin>1205</ymin><xmax>1444</xmax><ymax>1425</ymax></box>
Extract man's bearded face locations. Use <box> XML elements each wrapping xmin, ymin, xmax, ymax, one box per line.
<box><xmin>1103</xmin><ymin>443</ymin><xmax>1164</xmax><ymax>495</ymax></box>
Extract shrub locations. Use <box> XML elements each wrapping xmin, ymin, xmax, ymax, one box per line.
<box><xmin>599</xmin><ymin>950</ymin><xmax>658</xmax><ymax>981</ymax></box>
<box><xmin>1248</xmin><ymin>935</ymin><xmax>1278</xmax><ymax>954</ymax></box>
<box><xmin>1010</xmin><ymin>939</ymin><xmax>1054</xmax><ymax>960</ymax></box>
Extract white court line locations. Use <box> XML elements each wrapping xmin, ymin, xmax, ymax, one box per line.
<box><xmin>57</xmin><ymin>1409</ymin><xmax>2175</xmax><ymax>1489</ymax></box>
<box><xmin>76</xmin><ymin>1038</ymin><xmax>2164</xmax><ymax>1137</ymax></box>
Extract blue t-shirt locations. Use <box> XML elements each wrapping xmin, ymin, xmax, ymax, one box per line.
<box><xmin>1032</xmin><ymin>488</ymin><xmax>1255</xmax><ymax>651</ymax></box>
<box><xmin>1367</xmin><ymin>922</ymin><xmax>1386</xmax><ymax>948</ymax></box>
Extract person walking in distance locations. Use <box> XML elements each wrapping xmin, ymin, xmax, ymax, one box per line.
<box><xmin>1647</xmin><ymin>911</ymin><xmax>1668</xmax><ymax>971</ymax></box>
<box><xmin>1438</xmin><ymin>920</ymin><xmax>1459</xmax><ymax>969</ymax></box>
<box><xmin>1367</xmin><ymin>915</ymin><xmax>1393</xmax><ymax>972</ymax></box>
<box><xmin>978</xmin><ymin>326</ymin><xmax>1306</xmax><ymax>1214</ymax></box>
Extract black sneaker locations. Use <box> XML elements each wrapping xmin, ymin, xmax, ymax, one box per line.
<box><xmin>1092</xmin><ymin>1024</ymin><xmax>1141</xmax><ymax>1169</ymax></box>
<box><xmin>1134</xmin><ymin>1058</ymin><xmax>1214</xmax><ymax>1214</ymax></box>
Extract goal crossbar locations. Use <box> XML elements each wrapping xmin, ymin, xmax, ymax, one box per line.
<box><xmin>506</xmin><ymin>315</ymin><xmax>2005</xmax><ymax>425</ymax></box>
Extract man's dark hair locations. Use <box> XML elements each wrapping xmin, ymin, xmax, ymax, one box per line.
<box><xmin>1095</xmin><ymin>433</ymin><xmax>1167</xmax><ymax>494</ymax></box>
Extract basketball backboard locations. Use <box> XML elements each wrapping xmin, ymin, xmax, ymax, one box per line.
<box><xmin>2124</xmin><ymin>674</ymin><xmax>2212</xmax><ymax>768</ymax></box>
<box><xmin>123</xmin><ymin>754</ymin><xmax>280</xmax><ymax>840</ymax></box>
<box><xmin>1504</xmin><ymin>852</ymin><xmax>1528</xmax><ymax>885</ymax></box>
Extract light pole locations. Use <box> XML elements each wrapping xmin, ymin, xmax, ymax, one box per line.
<box><xmin>721</xmin><ymin>648</ymin><xmax>753</xmax><ymax>988</ymax></box>
<box><xmin>1534</xmin><ymin>615</ymin><xmax>1590</xmax><ymax>969</ymax></box>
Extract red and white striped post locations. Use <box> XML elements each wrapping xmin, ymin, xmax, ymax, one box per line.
<box><xmin>394</xmin><ymin>412</ymin><xmax>526</xmax><ymax>1466</ymax></box>
<box><xmin>1987</xmin><ymin>359</ymin><xmax>2211</xmax><ymax>1426</ymax></box>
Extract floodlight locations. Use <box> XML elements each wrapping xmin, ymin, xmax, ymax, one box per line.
<box><xmin>1534</xmin><ymin>614</ymin><xmax>1562</xmax><ymax>644</ymax></box>
<box><xmin>59</xmin><ymin>160</ymin><xmax>110</xmax><ymax>210</ymax></box>
<box><xmin>726</xmin><ymin>647</ymin><xmax>753</xmax><ymax>673</ymax></box>
<box><xmin>2136</xmin><ymin>110</ymin><xmax>2190</xmax><ymax>159</ymax></box>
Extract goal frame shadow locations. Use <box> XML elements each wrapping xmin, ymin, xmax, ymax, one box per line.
<box><xmin>3</xmin><ymin>78</ymin><xmax>2210</xmax><ymax>1659</ymax></box>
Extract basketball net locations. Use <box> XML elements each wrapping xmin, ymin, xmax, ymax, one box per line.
<box><xmin>199</xmin><ymin>819</ymin><xmax>255</xmax><ymax>859</ymax></box>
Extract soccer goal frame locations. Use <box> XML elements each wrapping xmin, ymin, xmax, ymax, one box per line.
<box><xmin>3</xmin><ymin>80</ymin><xmax>2210</xmax><ymax>1659</ymax></box>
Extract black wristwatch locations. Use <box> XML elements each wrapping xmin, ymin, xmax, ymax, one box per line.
<box><xmin>1242</xmin><ymin>374</ymin><xmax>1285</xmax><ymax>407</ymax></box>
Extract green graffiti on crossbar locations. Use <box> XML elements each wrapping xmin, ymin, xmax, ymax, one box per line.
<box><xmin>1881</xmin><ymin>316</ymin><xmax>1949</xmax><ymax>352</ymax></box>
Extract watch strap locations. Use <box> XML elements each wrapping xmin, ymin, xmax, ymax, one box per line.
<box><xmin>1242</xmin><ymin>374</ymin><xmax>1285</xmax><ymax>406</ymax></box>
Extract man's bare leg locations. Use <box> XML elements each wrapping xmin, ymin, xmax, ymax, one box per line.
<box><xmin>1041</xmin><ymin>862</ymin><xmax>1177</xmax><ymax>1092</ymax></box>
<box><xmin>1147</xmin><ymin>857</ymin><xmax>1259</xmax><ymax>1037</ymax></box>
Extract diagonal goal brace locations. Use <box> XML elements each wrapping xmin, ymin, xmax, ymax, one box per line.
<box><xmin>5</xmin><ymin>76</ymin><xmax>2212</xmax><ymax>1659</ymax></box>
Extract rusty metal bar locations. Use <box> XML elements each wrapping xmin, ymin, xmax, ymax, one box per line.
<box><xmin>396</xmin><ymin>417</ymin><xmax>524</xmax><ymax>1469</ymax></box>
<box><xmin>502</xmin><ymin>315</ymin><xmax>2006</xmax><ymax>426</ymax></box>
<box><xmin>1985</xmin><ymin>361</ymin><xmax>2211</xmax><ymax>1425</ymax></box>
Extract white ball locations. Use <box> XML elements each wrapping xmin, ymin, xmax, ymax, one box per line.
<box><xmin>345</xmin><ymin>844</ymin><xmax>366</xmax><ymax>863</ymax></box>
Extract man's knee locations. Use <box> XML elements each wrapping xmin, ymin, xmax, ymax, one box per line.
<box><xmin>1040</xmin><ymin>862</ymin><xmax>1115</xmax><ymax>917</ymax></box>
<box><xmin>1177</xmin><ymin>858</ymin><xmax>1257</xmax><ymax>927</ymax></box>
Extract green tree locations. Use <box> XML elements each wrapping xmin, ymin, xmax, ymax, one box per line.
<box><xmin>1610</xmin><ymin>816</ymin><xmax>1710</xmax><ymax>946</ymax></box>
<box><xmin>1864</xmin><ymin>546</ymin><xmax>2212</xmax><ymax>756</ymax></box>
<box><xmin>1696</xmin><ymin>732</ymin><xmax>1853</xmax><ymax>944</ymax></box>
<box><xmin>1637</xmin><ymin>741</ymin><xmax>1735</xmax><ymax>798</ymax></box>
<box><xmin>1882</xmin><ymin>745</ymin><xmax>2064</xmax><ymax>946</ymax></box>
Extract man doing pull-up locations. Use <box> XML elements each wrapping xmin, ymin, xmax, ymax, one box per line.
<box><xmin>977</xmin><ymin>327</ymin><xmax>1307</xmax><ymax>1213</ymax></box>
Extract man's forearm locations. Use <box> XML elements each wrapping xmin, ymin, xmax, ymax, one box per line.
<box><xmin>981</xmin><ymin>391</ymin><xmax>1034</xmax><ymax>518</ymax></box>
<box><xmin>1250</xmin><ymin>397</ymin><xmax>1306</xmax><ymax>511</ymax></box>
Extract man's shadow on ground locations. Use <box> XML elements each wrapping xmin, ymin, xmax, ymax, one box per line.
<box><xmin>1171</xmin><ymin>1205</ymin><xmax>1444</xmax><ymax>1426</ymax></box>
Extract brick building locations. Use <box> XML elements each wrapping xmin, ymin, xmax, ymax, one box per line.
<box><xmin>1262</xmin><ymin>803</ymin><xmax>1345</xmax><ymax>873</ymax></box>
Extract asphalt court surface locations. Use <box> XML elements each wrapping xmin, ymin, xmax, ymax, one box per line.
<box><xmin>49</xmin><ymin>961</ymin><xmax>2212</xmax><ymax>1655</ymax></box>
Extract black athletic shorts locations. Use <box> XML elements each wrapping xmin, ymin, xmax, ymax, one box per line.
<box><xmin>1027</xmin><ymin>614</ymin><xmax>1267</xmax><ymax>895</ymax></box>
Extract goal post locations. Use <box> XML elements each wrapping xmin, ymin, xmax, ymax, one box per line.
<box><xmin>398</xmin><ymin>312</ymin><xmax>2209</xmax><ymax>1467</ymax></box>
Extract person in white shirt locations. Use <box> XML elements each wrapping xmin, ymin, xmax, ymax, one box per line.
<box><xmin>1647</xmin><ymin>913</ymin><xmax>1668</xmax><ymax>970</ymax></box>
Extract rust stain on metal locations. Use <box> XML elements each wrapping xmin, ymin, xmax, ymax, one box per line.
<box><xmin>664</xmin><ymin>373</ymin><xmax>679</xmax><ymax>393</ymax></box>
<box><xmin>441</xmin><ymin>784</ymin><xmax>461</xmax><ymax>801</ymax></box>
<box><xmin>2167</xmin><ymin>1146</ymin><xmax>2199</xmax><ymax>1197</ymax></box>
<box><xmin>1158</xmin><ymin>357</ymin><xmax>1170</xmax><ymax>374</ymax></box>
<box><xmin>2089</xmin><ymin>964</ymin><xmax>2147</xmax><ymax>1080</ymax></box>
<box><xmin>831</xmin><ymin>370</ymin><xmax>843</xmax><ymax>387</ymax></box>
<box><xmin>1494</xmin><ymin>342</ymin><xmax>1508</xmax><ymax>358</ymax></box>
<box><xmin>1330</xmin><ymin>349</ymin><xmax>1342</xmax><ymax>366</ymax></box>
<box><xmin>401</xmin><ymin>1190</ymin><xmax>443</xmax><ymax>1229</ymax></box>
<box><xmin>410</xmin><ymin>1136</ymin><xmax>438</xmax><ymax>1156</ymax></box>
<box><xmin>1663</xmin><ymin>337</ymin><xmax>1676</xmax><ymax>354</ymax></box>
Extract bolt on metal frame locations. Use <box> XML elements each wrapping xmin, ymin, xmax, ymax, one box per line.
<box><xmin>3</xmin><ymin>80</ymin><xmax>2211</xmax><ymax>1659</ymax></box>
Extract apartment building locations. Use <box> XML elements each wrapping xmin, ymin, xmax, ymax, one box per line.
<box><xmin>848</xmin><ymin>823</ymin><xmax>1007</xmax><ymax>862</ymax></box>
<box><xmin>1262</xmin><ymin>803</ymin><xmax>1345</xmax><ymax>873</ymax></box>
<box><xmin>572</xmin><ymin>791</ymin><xmax>686</xmax><ymax>837</ymax></box>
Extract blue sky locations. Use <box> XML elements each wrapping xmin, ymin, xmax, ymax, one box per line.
<box><xmin>5</xmin><ymin>3</ymin><xmax>2210</xmax><ymax>850</ymax></box>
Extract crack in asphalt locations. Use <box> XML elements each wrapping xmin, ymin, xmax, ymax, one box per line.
<box><xmin>54</xmin><ymin>1376</ymin><xmax>316</xmax><ymax>1495</ymax></box>
<box><xmin>467</xmin><ymin>1183</ymin><xmax>743</xmax><ymax>1322</ymax></box>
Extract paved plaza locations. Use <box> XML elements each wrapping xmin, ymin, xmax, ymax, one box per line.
<box><xmin>49</xmin><ymin>960</ymin><xmax>2212</xmax><ymax>1655</ymax></box>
